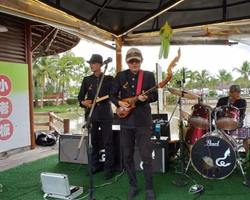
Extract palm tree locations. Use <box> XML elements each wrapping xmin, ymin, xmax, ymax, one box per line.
<box><xmin>233</xmin><ymin>60</ymin><xmax>250</xmax><ymax>90</ymax></box>
<box><xmin>55</xmin><ymin>51</ymin><xmax>87</xmax><ymax>105</ymax></box>
<box><xmin>186</xmin><ymin>70</ymin><xmax>199</xmax><ymax>90</ymax></box>
<box><xmin>207</xmin><ymin>77</ymin><xmax>220</xmax><ymax>90</ymax></box>
<box><xmin>33</xmin><ymin>56</ymin><xmax>58</xmax><ymax>108</ymax></box>
<box><xmin>217</xmin><ymin>69</ymin><xmax>233</xmax><ymax>89</ymax></box>
<box><xmin>169</xmin><ymin>69</ymin><xmax>182</xmax><ymax>88</ymax></box>
<box><xmin>196</xmin><ymin>69</ymin><xmax>210</xmax><ymax>89</ymax></box>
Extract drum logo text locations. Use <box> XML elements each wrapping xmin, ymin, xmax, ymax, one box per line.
<box><xmin>204</xmin><ymin>140</ymin><xmax>220</xmax><ymax>146</ymax></box>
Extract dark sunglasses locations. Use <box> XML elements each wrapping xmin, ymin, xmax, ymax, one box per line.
<box><xmin>128</xmin><ymin>59</ymin><xmax>140</xmax><ymax>64</ymax></box>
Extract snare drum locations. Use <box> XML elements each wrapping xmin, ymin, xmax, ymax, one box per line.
<box><xmin>216</xmin><ymin>106</ymin><xmax>239</xmax><ymax>130</ymax></box>
<box><xmin>188</xmin><ymin>103</ymin><xmax>211</xmax><ymax>130</ymax></box>
<box><xmin>191</xmin><ymin>130</ymin><xmax>237</xmax><ymax>179</ymax></box>
<box><xmin>226</xmin><ymin>127</ymin><xmax>250</xmax><ymax>139</ymax></box>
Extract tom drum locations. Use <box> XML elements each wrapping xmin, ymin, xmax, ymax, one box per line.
<box><xmin>188</xmin><ymin>104</ymin><xmax>211</xmax><ymax>130</ymax></box>
<box><xmin>216</xmin><ymin>106</ymin><xmax>239</xmax><ymax>130</ymax></box>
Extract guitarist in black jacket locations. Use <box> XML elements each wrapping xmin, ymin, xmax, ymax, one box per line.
<box><xmin>109</xmin><ymin>48</ymin><xmax>158</xmax><ymax>200</ymax></box>
<box><xmin>78</xmin><ymin>54</ymin><xmax>114</xmax><ymax>180</ymax></box>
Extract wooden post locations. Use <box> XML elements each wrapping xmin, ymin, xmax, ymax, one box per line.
<box><xmin>25</xmin><ymin>21</ymin><xmax>35</xmax><ymax>150</ymax></box>
<box><xmin>115</xmin><ymin>37</ymin><xmax>123</xmax><ymax>73</ymax></box>
<box><xmin>49</xmin><ymin>111</ymin><xmax>54</xmax><ymax>131</ymax></box>
<box><xmin>64</xmin><ymin>119</ymin><xmax>70</xmax><ymax>134</ymax></box>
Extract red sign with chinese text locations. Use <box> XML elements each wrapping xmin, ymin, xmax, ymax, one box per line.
<box><xmin>0</xmin><ymin>119</ymin><xmax>14</xmax><ymax>141</ymax></box>
<box><xmin>0</xmin><ymin>97</ymin><xmax>13</xmax><ymax>118</ymax></box>
<box><xmin>0</xmin><ymin>74</ymin><xmax>12</xmax><ymax>96</ymax></box>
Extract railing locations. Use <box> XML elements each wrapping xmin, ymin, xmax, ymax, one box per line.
<box><xmin>34</xmin><ymin>111</ymin><xmax>70</xmax><ymax>134</ymax></box>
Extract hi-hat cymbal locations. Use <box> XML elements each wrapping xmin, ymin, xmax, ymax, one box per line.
<box><xmin>168</xmin><ymin>88</ymin><xmax>199</xmax><ymax>99</ymax></box>
<box><xmin>181</xmin><ymin>110</ymin><xmax>190</xmax><ymax>120</ymax></box>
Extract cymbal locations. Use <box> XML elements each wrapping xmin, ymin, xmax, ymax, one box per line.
<box><xmin>168</xmin><ymin>88</ymin><xmax>199</xmax><ymax>99</ymax></box>
<box><xmin>181</xmin><ymin>110</ymin><xmax>190</xmax><ymax>120</ymax></box>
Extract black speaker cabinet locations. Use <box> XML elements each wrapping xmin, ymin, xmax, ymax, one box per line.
<box><xmin>152</xmin><ymin>114</ymin><xmax>171</xmax><ymax>140</ymax></box>
<box><xmin>59</xmin><ymin>125</ymin><xmax>124</xmax><ymax>171</ymax></box>
<box><xmin>134</xmin><ymin>136</ymin><xmax>169</xmax><ymax>173</ymax></box>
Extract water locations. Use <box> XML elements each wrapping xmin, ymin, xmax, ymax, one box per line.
<box><xmin>34</xmin><ymin>104</ymin><xmax>250</xmax><ymax>141</ymax></box>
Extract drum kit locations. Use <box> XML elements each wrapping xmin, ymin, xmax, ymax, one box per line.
<box><xmin>168</xmin><ymin>87</ymin><xmax>250</xmax><ymax>183</ymax></box>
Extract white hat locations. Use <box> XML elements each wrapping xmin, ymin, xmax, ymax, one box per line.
<box><xmin>126</xmin><ymin>47</ymin><xmax>143</xmax><ymax>62</ymax></box>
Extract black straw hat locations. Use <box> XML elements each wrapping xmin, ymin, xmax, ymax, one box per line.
<box><xmin>87</xmin><ymin>54</ymin><xmax>103</xmax><ymax>64</ymax></box>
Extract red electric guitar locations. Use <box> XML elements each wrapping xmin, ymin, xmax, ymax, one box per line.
<box><xmin>116</xmin><ymin>48</ymin><xmax>181</xmax><ymax>118</ymax></box>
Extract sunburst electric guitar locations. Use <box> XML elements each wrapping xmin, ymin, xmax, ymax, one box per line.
<box><xmin>116</xmin><ymin>48</ymin><xmax>181</xmax><ymax>118</ymax></box>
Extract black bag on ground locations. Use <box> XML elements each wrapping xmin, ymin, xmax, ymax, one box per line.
<box><xmin>35</xmin><ymin>130</ymin><xmax>57</xmax><ymax>146</ymax></box>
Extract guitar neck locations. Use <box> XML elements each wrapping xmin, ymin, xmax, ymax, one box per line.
<box><xmin>129</xmin><ymin>86</ymin><xmax>158</xmax><ymax>105</ymax></box>
<box><xmin>96</xmin><ymin>95</ymin><xmax>109</xmax><ymax>103</ymax></box>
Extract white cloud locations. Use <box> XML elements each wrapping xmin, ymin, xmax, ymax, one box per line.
<box><xmin>71</xmin><ymin>40</ymin><xmax>250</xmax><ymax>79</ymax></box>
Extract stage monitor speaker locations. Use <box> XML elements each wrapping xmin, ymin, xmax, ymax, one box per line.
<box><xmin>59</xmin><ymin>127</ymin><xmax>124</xmax><ymax>171</ymax></box>
<box><xmin>134</xmin><ymin>136</ymin><xmax>169</xmax><ymax>173</ymax></box>
<box><xmin>59</xmin><ymin>134</ymin><xmax>88</xmax><ymax>164</ymax></box>
<box><xmin>152</xmin><ymin>114</ymin><xmax>171</xmax><ymax>140</ymax></box>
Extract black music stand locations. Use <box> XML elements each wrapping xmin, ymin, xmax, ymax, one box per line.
<box><xmin>173</xmin><ymin>81</ymin><xmax>188</xmax><ymax>187</ymax></box>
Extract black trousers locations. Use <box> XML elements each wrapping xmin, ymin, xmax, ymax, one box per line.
<box><xmin>91</xmin><ymin>122</ymin><xmax>114</xmax><ymax>172</ymax></box>
<box><xmin>121</xmin><ymin>126</ymin><xmax>153</xmax><ymax>190</ymax></box>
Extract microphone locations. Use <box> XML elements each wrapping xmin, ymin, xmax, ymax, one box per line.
<box><xmin>182</xmin><ymin>68</ymin><xmax>185</xmax><ymax>84</ymax></box>
<box><xmin>103</xmin><ymin>57</ymin><xmax>112</xmax><ymax>65</ymax></box>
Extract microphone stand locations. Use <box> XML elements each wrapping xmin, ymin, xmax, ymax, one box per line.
<box><xmin>173</xmin><ymin>79</ymin><xmax>188</xmax><ymax>187</ymax></box>
<box><xmin>74</xmin><ymin>62</ymin><xmax>109</xmax><ymax>200</ymax></box>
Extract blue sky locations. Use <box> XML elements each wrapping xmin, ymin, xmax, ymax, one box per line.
<box><xmin>72</xmin><ymin>40</ymin><xmax>250</xmax><ymax>80</ymax></box>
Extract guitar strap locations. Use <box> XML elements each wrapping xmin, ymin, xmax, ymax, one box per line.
<box><xmin>136</xmin><ymin>70</ymin><xmax>144</xmax><ymax>95</ymax></box>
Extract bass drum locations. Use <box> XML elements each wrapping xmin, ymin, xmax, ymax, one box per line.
<box><xmin>191</xmin><ymin>130</ymin><xmax>237</xmax><ymax>179</ymax></box>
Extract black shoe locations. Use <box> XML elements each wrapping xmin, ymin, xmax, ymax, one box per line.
<box><xmin>104</xmin><ymin>171</ymin><xmax>113</xmax><ymax>180</ymax></box>
<box><xmin>85</xmin><ymin>167</ymin><xmax>103</xmax><ymax>176</ymax></box>
<box><xmin>127</xmin><ymin>187</ymin><xmax>139</xmax><ymax>200</ymax></box>
<box><xmin>146</xmin><ymin>190</ymin><xmax>155</xmax><ymax>200</ymax></box>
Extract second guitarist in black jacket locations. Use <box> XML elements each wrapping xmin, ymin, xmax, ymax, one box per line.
<box><xmin>109</xmin><ymin>48</ymin><xmax>158</xmax><ymax>200</ymax></box>
<box><xmin>78</xmin><ymin>54</ymin><xmax>114</xmax><ymax>180</ymax></box>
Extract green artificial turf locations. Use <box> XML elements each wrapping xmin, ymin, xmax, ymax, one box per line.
<box><xmin>0</xmin><ymin>154</ymin><xmax>250</xmax><ymax>200</ymax></box>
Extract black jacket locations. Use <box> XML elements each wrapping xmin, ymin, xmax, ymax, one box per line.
<box><xmin>78</xmin><ymin>73</ymin><xmax>114</xmax><ymax>122</ymax></box>
<box><xmin>109</xmin><ymin>69</ymin><xmax>158</xmax><ymax>127</ymax></box>
<box><xmin>216</xmin><ymin>96</ymin><xmax>247</xmax><ymax>126</ymax></box>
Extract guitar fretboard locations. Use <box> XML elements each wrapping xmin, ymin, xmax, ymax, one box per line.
<box><xmin>129</xmin><ymin>86</ymin><xmax>158</xmax><ymax>106</ymax></box>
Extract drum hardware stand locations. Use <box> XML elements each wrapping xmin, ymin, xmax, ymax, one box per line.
<box><xmin>173</xmin><ymin>80</ymin><xmax>188</xmax><ymax>187</ymax></box>
<box><xmin>237</xmin><ymin>144</ymin><xmax>250</xmax><ymax>187</ymax></box>
<box><xmin>166</xmin><ymin>87</ymin><xmax>190</xmax><ymax>163</ymax></box>
<box><xmin>243</xmin><ymin>161</ymin><xmax>250</xmax><ymax>187</ymax></box>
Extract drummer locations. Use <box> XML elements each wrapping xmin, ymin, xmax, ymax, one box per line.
<box><xmin>216</xmin><ymin>85</ymin><xmax>248</xmax><ymax>151</ymax></box>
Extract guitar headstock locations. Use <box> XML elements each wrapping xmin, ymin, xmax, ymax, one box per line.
<box><xmin>157</xmin><ymin>48</ymin><xmax>181</xmax><ymax>88</ymax></box>
<box><xmin>167</xmin><ymin>47</ymin><xmax>180</xmax><ymax>75</ymax></box>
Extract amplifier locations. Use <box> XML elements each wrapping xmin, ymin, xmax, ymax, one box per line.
<box><xmin>59</xmin><ymin>126</ymin><xmax>124</xmax><ymax>171</ymax></box>
<box><xmin>59</xmin><ymin>134</ymin><xmax>88</xmax><ymax>164</ymax></box>
<box><xmin>134</xmin><ymin>136</ymin><xmax>169</xmax><ymax>173</ymax></box>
